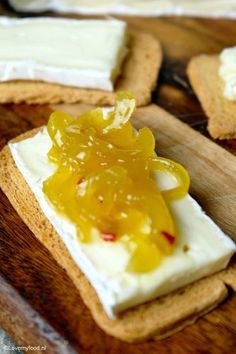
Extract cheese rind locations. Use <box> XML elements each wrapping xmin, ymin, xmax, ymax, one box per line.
<box><xmin>9</xmin><ymin>128</ymin><xmax>236</xmax><ymax>319</ymax></box>
<box><xmin>0</xmin><ymin>17</ymin><xmax>127</xmax><ymax>91</ymax></box>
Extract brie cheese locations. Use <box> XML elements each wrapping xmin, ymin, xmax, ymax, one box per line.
<box><xmin>219</xmin><ymin>46</ymin><xmax>236</xmax><ymax>101</ymax></box>
<box><xmin>9</xmin><ymin>128</ymin><xmax>236</xmax><ymax>319</ymax></box>
<box><xmin>9</xmin><ymin>0</ymin><xmax>236</xmax><ymax>18</ymax></box>
<box><xmin>0</xmin><ymin>17</ymin><xmax>127</xmax><ymax>91</ymax></box>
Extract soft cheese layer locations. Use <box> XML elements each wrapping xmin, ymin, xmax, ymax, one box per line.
<box><xmin>0</xmin><ymin>17</ymin><xmax>127</xmax><ymax>91</ymax></box>
<box><xmin>9</xmin><ymin>0</ymin><xmax>236</xmax><ymax>18</ymax></box>
<box><xmin>9</xmin><ymin>129</ymin><xmax>236</xmax><ymax>319</ymax></box>
<box><xmin>219</xmin><ymin>46</ymin><xmax>236</xmax><ymax>101</ymax></box>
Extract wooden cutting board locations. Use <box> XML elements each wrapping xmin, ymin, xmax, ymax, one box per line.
<box><xmin>0</xmin><ymin>103</ymin><xmax>236</xmax><ymax>354</ymax></box>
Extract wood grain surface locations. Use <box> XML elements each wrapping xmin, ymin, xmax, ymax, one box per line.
<box><xmin>0</xmin><ymin>2</ymin><xmax>236</xmax><ymax>353</ymax></box>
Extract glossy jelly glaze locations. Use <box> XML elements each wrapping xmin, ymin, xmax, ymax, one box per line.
<box><xmin>43</xmin><ymin>93</ymin><xmax>190</xmax><ymax>272</ymax></box>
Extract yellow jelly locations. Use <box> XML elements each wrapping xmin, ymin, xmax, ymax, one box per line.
<box><xmin>43</xmin><ymin>92</ymin><xmax>190</xmax><ymax>273</ymax></box>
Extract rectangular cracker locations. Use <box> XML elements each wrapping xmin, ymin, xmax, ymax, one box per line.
<box><xmin>0</xmin><ymin>30</ymin><xmax>162</xmax><ymax>107</ymax></box>
<box><xmin>187</xmin><ymin>55</ymin><xmax>236</xmax><ymax>140</ymax></box>
<box><xmin>0</xmin><ymin>128</ymin><xmax>236</xmax><ymax>342</ymax></box>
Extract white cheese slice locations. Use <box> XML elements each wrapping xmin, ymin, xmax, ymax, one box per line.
<box><xmin>219</xmin><ymin>46</ymin><xmax>236</xmax><ymax>101</ymax></box>
<box><xmin>9</xmin><ymin>0</ymin><xmax>236</xmax><ymax>18</ymax></box>
<box><xmin>9</xmin><ymin>128</ymin><xmax>236</xmax><ymax>319</ymax></box>
<box><xmin>0</xmin><ymin>17</ymin><xmax>127</xmax><ymax>91</ymax></box>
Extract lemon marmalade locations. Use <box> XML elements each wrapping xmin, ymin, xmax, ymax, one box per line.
<box><xmin>43</xmin><ymin>93</ymin><xmax>190</xmax><ymax>273</ymax></box>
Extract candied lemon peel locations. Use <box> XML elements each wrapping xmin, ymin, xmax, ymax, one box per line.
<box><xmin>43</xmin><ymin>92</ymin><xmax>190</xmax><ymax>273</ymax></box>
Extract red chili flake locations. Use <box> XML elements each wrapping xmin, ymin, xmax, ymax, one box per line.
<box><xmin>101</xmin><ymin>233</ymin><xmax>116</xmax><ymax>242</ymax></box>
<box><xmin>77</xmin><ymin>177</ymin><xmax>85</xmax><ymax>185</ymax></box>
<box><xmin>161</xmin><ymin>231</ymin><xmax>175</xmax><ymax>244</ymax></box>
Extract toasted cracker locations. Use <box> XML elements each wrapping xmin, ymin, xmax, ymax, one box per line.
<box><xmin>187</xmin><ymin>55</ymin><xmax>236</xmax><ymax>140</ymax></box>
<box><xmin>0</xmin><ymin>129</ymin><xmax>235</xmax><ymax>342</ymax></box>
<box><xmin>0</xmin><ymin>31</ymin><xmax>162</xmax><ymax>107</ymax></box>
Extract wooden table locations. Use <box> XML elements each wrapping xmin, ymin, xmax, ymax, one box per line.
<box><xmin>0</xmin><ymin>2</ymin><xmax>236</xmax><ymax>353</ymax></box>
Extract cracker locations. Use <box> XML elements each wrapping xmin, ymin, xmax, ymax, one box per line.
<box><xmin>0</xmin><ymin>130</ymin><xmax>236</xmax><ymax>342</ymax></box>
<box><xmin>187</xmin><ymin>55</ymin><xmax>236</xmax><ymax>140</ymax></box>
<box><xmin>0</xmin><ymin>31</ymin><xmax>162</xmax><ymax>107</ymax></box>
